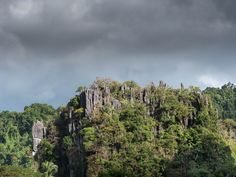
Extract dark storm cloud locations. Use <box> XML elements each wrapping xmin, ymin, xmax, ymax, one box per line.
<box><xmin>214</xmin><ymin>0</ymin><xmax>236</xmax><ymax>22</ymax></box>
<box><xmin>0</xmin><ymin>0</ymin><xmax>236</xmax><ymax>111</ymax></box>
<box><xmin>0</xmin><ymin>0</ymin><xmax>235</xmax><ymax>56</ymax></box>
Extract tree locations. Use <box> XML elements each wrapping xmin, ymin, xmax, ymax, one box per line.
<box><xmin>204</xmin><ymin>83</ymin><xmax>236</xmax><ymax>120</ymax></box>
<box><xmin>41</xmin><ymin>161</ymin><xmax>58</xmax><ymax>177</ymax></box>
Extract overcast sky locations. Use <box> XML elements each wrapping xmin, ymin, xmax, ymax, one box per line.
<box><xmin>0</xmin><ymin>0</ymin><xmax>236</xmax><ymax>111</ymax></box>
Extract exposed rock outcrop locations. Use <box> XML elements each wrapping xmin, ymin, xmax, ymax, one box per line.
<box><xmin>80</xmin><ymin>84</ymin><xmax>120</xmax><ymax>117</ymax></box>
<box><xmin>32</xmin><ymin>121</ymin><xmax>46</xmax><ymax>156</ymax></box>
<box><xmin>66</xmin><ymin>79</ymin><xmax>212</xmax><ymax>131</ymax></box>
<box><xmin>43</xmin><ymin>79</ymin><xmax>215</xmax><ymax>177</ymax></box>
<box><xmin>77</xmin><ymin>80</ymin><xmax>168</xmax><ymax>118</ymax></box>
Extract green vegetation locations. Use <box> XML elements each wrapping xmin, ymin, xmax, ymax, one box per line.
<box><xmin>2</xmin><ymin>80</ymin><xmax>236</xmax><ymax>177</ymax></box>
<box><xmin>55</xmin><ymin>80</ymin><xmax>236</xmax><ymax>177</ymax></box>
<box><xmin>0</xmin><ymin>165</ymin><xmax>42</xmax><ymax>177</ymax></box>
<box><xmin>41</xmin><ymin>161</ymin><xmax>58</xmax><ymax>177</ymax></box>
<box><xmin>0</xmin><ymin>104</ymin><xmax>57</xmax><ymax>176</ymax></box>
<box><xmin>204</xmin><ymin>82</ymin><xmax>236</xmax><ymax>120</ymax></box>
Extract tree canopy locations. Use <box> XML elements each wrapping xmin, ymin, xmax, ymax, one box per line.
<box><xmin>2</xmin><ymin>80</ymin><xmax>236</xmax><ymax>177</ymax></box>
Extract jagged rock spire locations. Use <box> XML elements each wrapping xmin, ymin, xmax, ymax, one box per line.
<box><xmin>32</xmin><ymin>121</ymin><xmax>46</xmax><ymax>156</ymax></box>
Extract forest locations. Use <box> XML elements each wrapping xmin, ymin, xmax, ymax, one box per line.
<box><xmin>1</xmin><ymin>79</ymin><xmax>236</xmax><ymax>177</ymax></box>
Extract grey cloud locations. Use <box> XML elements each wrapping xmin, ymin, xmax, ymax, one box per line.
<box><xmin>214</xmin><ymin>0</ymin><xmax>236</xmax><ymax>22</ymax></box>
<box><xmin>0</xmin><ymin>0</ymin><xmax>236</xmax><ymax>111</ymax></box>
<box><xmin>0</xmin><ymin>0</ymin><xmax>235</xmax><ymax>56</ymax></box>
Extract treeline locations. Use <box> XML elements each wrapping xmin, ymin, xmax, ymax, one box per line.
<box><xmin>1</xmin><ymin>80</ymin><xmax>236</xmax><ymax>177</ymax></box>
<box><xmin>204</xmin><ymin>82</ymin><xmax>236</xmax><ymax>120</ymax></box>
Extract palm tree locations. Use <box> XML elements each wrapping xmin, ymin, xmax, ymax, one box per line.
<box><xmin>42</xmin><ymin>161</ymin><xmax>58</xmax><ymax>177</ymax></box>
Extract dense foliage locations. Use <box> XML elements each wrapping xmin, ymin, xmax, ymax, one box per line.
<box><xmin>2</xmin><ymin>80</ymin><xmax>236</xmax><ymax>177</ymax></box>
<box><xmin>0</xmin><ymin>104</ymin><xmax>57</xmax><ymax>170</ymax></box>
<box><xmin>52</xmin><ymin>80</ymin><xmax>236</xmax><ymax>177</ymax></box>
<box><xmin>0</xmin><ymin>165</ymin><xmax>42</xmax><ymax>177</ymax></box>
<box><xmin>204</xmin><ymin>82</ymin><xmax>236</xmax><ymax>120</ymax></box>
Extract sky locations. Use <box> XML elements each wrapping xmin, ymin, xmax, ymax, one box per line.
<box><xmin>0</xmin><ymin>0</ymin><xmax>236</xmax><ymax>111</ymax></box>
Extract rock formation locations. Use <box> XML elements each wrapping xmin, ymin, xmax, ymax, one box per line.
<box><xmin>32</xmin><ymin>121</ymin><xmax>46</xmax><ymax>156</ymax></box>
<box><xmin>38</xmin><ymin>79</ymin><xmax>215</xmax><ymax>177</ymax></box>
<box><xmin>80</xmin><ymin>84</ymin><xmax>120</xmax><ymax>117</ymax></box>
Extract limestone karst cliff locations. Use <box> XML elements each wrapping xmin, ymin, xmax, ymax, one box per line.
<box><xmin>34</xmin><ymin>79</ymin><xmax>222</xmax><ymax>177</ymax></box>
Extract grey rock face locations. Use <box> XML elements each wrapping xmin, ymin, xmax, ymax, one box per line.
<box><xmin>144</xmin><ymin>90</ymin><xmax>149</xmax><ymax>103</ymax></box>
<box><xmin>68</xmin><ymin>108</ymin><xmax>76</xmax><ymax>133</ymax></box>
<box><xmin>112</xmin><ymin>99</ymin><xmax>121</xmax><ymax>109</ymax></box>
<box><xmin>159</xmin><ymin>80</ymin><xmax>166</xmax><ymax>88</ymax></box>
<box><xmin>77</xmin><ymin>80</ymin><xmax>205</xmax><ymax>125</ymax></box>
<box><xmin>79</xmin><ymin>83</ymin><xmax>153</xmax><ymax>118</ymax></box>
<box><xmin>32</xmin><ymin>121</ymin><xmax>46</xmax><ymax>155</ymax></box>
<box><xmin>80</xmin><ymin>86</ymin><xmax>114</xmax><ymax>117</ymax></box>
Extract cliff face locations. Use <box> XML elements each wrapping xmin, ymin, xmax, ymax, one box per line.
<box><xmin>75</xmin><ymin>80</ymin><xmax>209</xmax><ymax>127</ymax></box>
<box><xmin>78</xmin><ymin>81</ymin><xmax>156</xmax><ymax>118</ymax></box>
<box><xmin>35</xmin><ymin>79</ymin><xmax>215</xmax><ymax>177</ymax></box>
<box><xmin>60</xmin><ymin>80</ymin><xmax>212</xmax><ymax>177</ymax></box>
<box><xmin>79</xmin><ymin>86</ymin><xmax>121</xmax><ymax>118</ymax></box>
